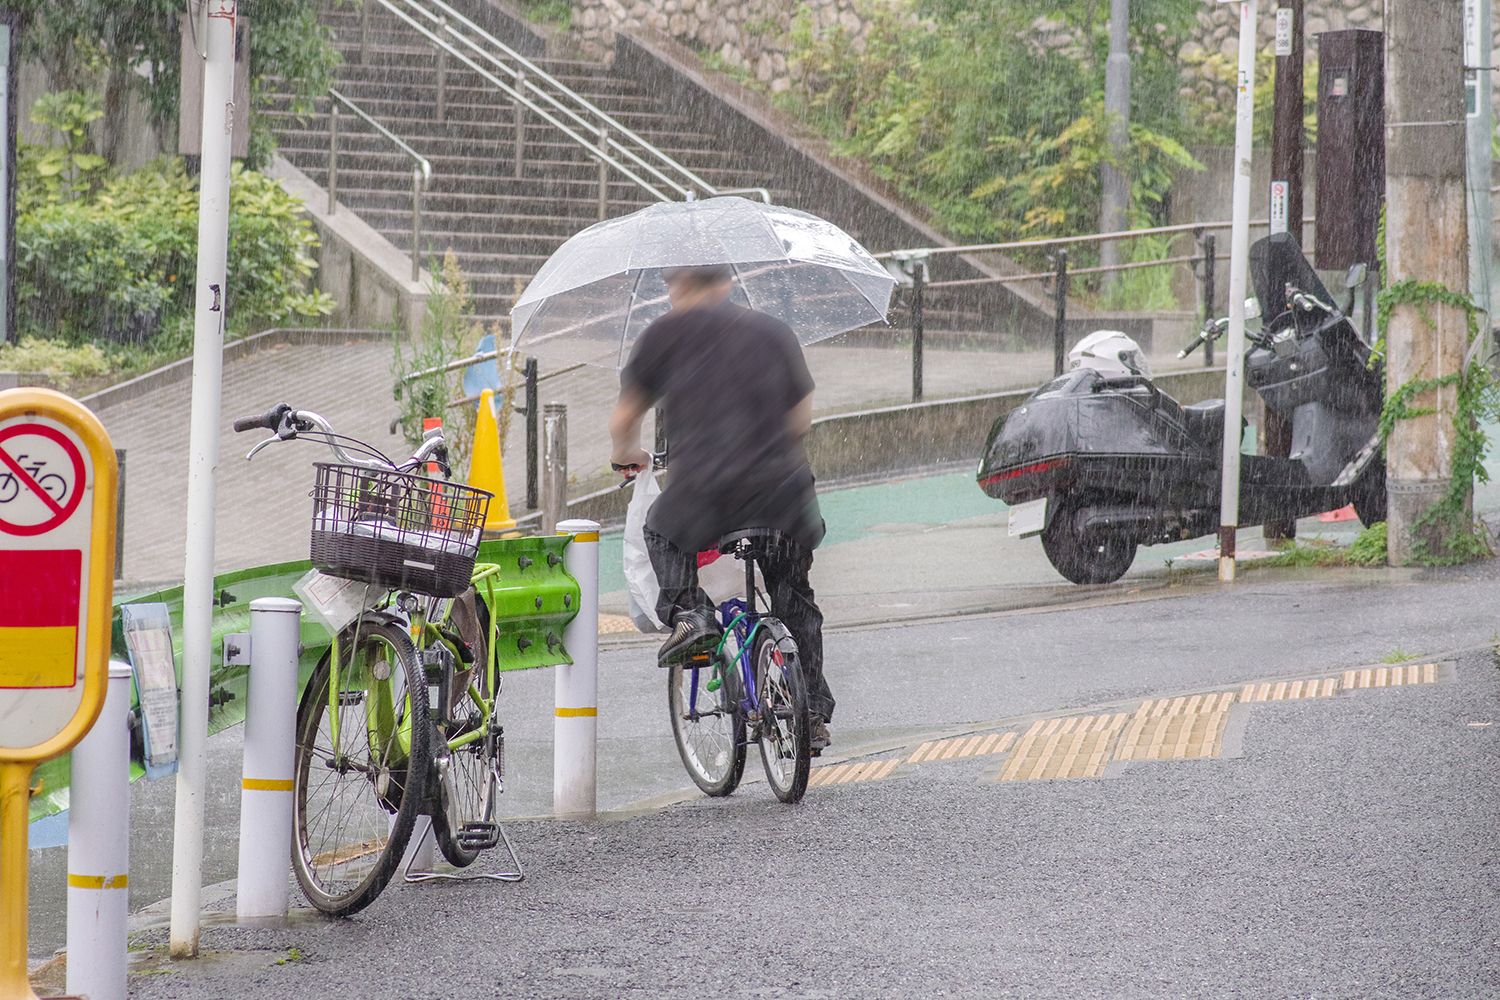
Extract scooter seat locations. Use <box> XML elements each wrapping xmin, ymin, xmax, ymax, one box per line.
<box><xmin>1181</xmin><ymin>399</ymin><xmax>1227</xmax><ymax>444</ymax></box>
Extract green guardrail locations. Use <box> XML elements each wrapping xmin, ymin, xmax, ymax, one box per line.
<box><xmin>28</xmin><ymin>534</ymin><xmax>580</xmax><ymax>826</ymax></box>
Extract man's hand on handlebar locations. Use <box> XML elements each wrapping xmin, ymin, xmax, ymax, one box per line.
<box><xmin>611</xmin><ymin>447</ymin><xmax>651</xmax><ymax>475</ymax></box>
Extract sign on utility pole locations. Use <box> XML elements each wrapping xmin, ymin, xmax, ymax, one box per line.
<box><xmin>1215</xmin><ymin>0</ymin><xmax>1259</xmax><ymax>582</ymax></box>
<box><xmin>0</xmin><ymin>388</ymin><xmax>117</xmax><ymax>1000</ymax></box>
<box><xmin>170</xmin><ymin>0</ymin><xmax>238</xmax><ymax>962</ymax></box>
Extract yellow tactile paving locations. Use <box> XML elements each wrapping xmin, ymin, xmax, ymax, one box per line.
<box><xmin>806</xmin><ymin>757</ymin><xmax>903</xmax><ymax>787</ymax></box>
<box><xmin>999</xmin><ymin>713</ymin><xmax>1129</xmax><ymax>781</ymax></box>
<box><xmin>908</xmin><ymin>731</ymin><xmax>1017</xmax><ymax>763</ymax></box>
<box><xmin>1342</xmin><ymin>663</ymin><xmax>1437</xmax><ymax>689</ymax></box>
<box><xmin>1114</xmin><ymin>691</ymin><xmax>1236</xmax><ymax>761</ymax></box>
<box><xmin>1240</xmin><ymin>677</ymin><xmax>1339</xmax><ymax>702</ymax></box>
<box><xmin>598</xmin><ymin>614</ymin><xmax>639</xmax><ymax>635</ymax></box>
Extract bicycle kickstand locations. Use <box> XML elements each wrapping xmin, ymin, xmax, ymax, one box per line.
<box><xmin>401</xmin><ymin>818</ymin><xmax>525</xmax><ymax>884</ymax></box>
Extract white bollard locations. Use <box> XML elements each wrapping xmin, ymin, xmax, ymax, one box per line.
<box><xmin>236</xmin><ymin>597</ymin><xmax>302</xmax><ymax>919</ymax></box>
<box><xmin>554</xmin><ymin>519</ymin><xmax>599</xmax><ymax>818</ymax></box>
<box><xmin>66</xmin><ymin>660</ymin><xmax>133</xmax><ymax>1000</ymax></box>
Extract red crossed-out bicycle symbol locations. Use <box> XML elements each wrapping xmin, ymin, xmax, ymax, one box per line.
<box><xmin>0</xmin><ymin>424</ymin><xmax>86</xmax><ymax>536</ymax></box>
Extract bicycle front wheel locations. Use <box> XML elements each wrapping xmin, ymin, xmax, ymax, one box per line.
<box><xmin>292</xmin><ymin>617</ymin><xmax>430</xmax><ymax>915</ymax></box>
<box><xmin>754</xmin><ymin>624</ymin><xmax>810</xmax><ymax>803</ymax></box>
<box><xmin>669</xmin><ymin>655</ymin><xmax>746</xmax><ymax>797</ymax></box>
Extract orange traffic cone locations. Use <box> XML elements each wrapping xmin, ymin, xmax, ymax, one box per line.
<box><xmin>470</xmin><ymin>389</ymin><xmax>516</xmax><ymax>532</ymax></box>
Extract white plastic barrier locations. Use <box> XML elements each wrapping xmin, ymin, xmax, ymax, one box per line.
<box><xmin>236</xmin><ymin>597</ymin><xmax>302</xmax><ymax>919</ymax></box>
<box><xmin>66</xmin><ymin>660</ymin><xmax>133</xmax><ymax>1000</ymax></box>
<box><xmin>554</xmin><ymin>519</ymin><xmax>599</xmax><ymax>817</ymax></box>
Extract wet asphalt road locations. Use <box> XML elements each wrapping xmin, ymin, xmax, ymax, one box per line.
<box><xmin>84</xmin><ymin>560</ymin><xmax>1500</xmax><ymax>999</ymax></box>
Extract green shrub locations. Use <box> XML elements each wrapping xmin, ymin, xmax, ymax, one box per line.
<box><xmin>16</xmin><ymin>153</ymin><xmax>332</xmax><ymax>345</ymax></box>
<box><xmin>0</xmin><ymin>337</ymin><xmax>111</xmax><ymax>388</ymax></box>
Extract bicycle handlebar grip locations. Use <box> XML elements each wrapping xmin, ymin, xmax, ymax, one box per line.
<box><xmin>232</xmin><ymin>403</ymin><xmax>291</xmax><ymax>433</ymax></box>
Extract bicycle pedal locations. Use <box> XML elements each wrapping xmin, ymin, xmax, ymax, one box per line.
<box><xmin>457</xmin><ymin>821</ymin><xmax>501</xmax><ymax>850</ymax></box>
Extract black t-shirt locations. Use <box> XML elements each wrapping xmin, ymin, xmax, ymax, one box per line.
<box><xmin>622</xmin><ymin>299</ymin><xmax>823</xmax><ymax>553</ymax></box>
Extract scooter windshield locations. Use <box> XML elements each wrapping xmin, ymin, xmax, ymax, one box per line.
<box><xmin>1249</xmin><ymin>232</ymin><xmax>1334</xmax><ymax>322</ymax></box>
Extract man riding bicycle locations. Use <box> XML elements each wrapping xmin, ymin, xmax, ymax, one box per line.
<box><xmin>609</xmin><ymin>263</ymin><xmax>833</xmax><ymax>752</ymax></box>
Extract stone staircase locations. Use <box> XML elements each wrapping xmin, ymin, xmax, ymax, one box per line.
<box><xmin>264</xmin><ymin>3</ymin><xmax>792</xmax><ymax>330</ymax></box>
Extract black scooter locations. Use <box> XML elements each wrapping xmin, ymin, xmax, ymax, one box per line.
<box><xmin>976</xmin><ymin>233</ymin><xmax>1386</xmax><ymax>585</ymax></box>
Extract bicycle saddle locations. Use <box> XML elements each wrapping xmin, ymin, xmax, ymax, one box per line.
<box><xmin>717</xmin><ymin>527</ymin><xmax>788</xmax><ymax>557</ymax></box>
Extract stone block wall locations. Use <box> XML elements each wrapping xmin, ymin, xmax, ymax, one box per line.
<box><xmin>569</xmin><ymin>0</ymin><xmax>1499</xmax><ymax>113</ymax></box>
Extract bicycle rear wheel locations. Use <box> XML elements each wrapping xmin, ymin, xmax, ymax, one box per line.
<box><xmin>292</xmin><ymin>617</ymin><xmax>430</xmax><ymax>915</ymax></box>
<box><xmin>754</xmin><ymin>624</ymin><xmax>810</xmax><ymax>803</ymax></box>
<box><xmin>431</xmin><ymin>662</ymin><xmax>501</xmax><ymax>867</ymax></box>
<box><xmin>669</xmin><ymin>655</ymin><xmax>746</xmax><ymax>797</ymax></box>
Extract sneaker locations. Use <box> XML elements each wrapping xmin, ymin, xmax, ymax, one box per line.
<box><xmin>809</xmin><ymin>717</ymin><xmax>831</xmax><ymax>756</ymax></box>
<box><xmin>657</xmin><ymin>608</ymin><xmax>720</xmax><ymax>667</ymax></box>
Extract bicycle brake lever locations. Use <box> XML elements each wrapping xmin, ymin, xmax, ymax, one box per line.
<box><xmin>245</xmin><ymin>434</ymin><xmax>280</xmax><ymax>461</ymax></box>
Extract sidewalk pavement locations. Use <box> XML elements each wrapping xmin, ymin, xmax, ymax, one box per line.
<box><xmin>71</xmin><ymin>561</ymin><xmax>1500</xmax><ymax>999</ymax></box>
<box><xmin>96</xmin><ymin>336</ymin><xmax>1208</xmax><ymax>587</ymax></box>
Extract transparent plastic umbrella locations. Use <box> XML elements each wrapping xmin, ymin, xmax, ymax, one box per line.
<box><xmin>509</xmin><ymin>196</ymin><xmax>896</xmax><ymax>369</ymax></box>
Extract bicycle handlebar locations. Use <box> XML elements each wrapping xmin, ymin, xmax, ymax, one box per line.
<box><xmin>236</xmin><ymin>403</ymin><xmax>449</xmax><ymax>476</ymax></box>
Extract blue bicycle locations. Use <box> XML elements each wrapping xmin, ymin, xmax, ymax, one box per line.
<box><xmin>667</xmin><ymin>528</ymin><xmax>812</xmax><ymax>803</ymax></box>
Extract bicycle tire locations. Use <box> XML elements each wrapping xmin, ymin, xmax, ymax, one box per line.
<box><xmin>753</xmin><ymin>622</ymin><xmax>810</xmax><ymax>803</ymax></box>
<box><xmin>431</xmin><ymin>592</ymin><xmax>500</xmax><ymax>867</ymax></box>
<box><xmin>292</xmin><ymin>616</ymin><xmax>430</xmax><ymax>915</ymax></box>
<box><xmin>668</xmin><ymin>653</ymin><xmax>746</xmax><ymax>797</ymax></box>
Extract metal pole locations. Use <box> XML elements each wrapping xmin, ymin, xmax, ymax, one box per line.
<box><xmin>171</xmin><ymin>0</ymin><xmax>237</xmax><ymax>959</ymax></box>
<box><xmin>653</xmin><ymin>407</ymin><xmax>666</xmax><ymax>456</ymax></box>
<box><xmin>0</xmin><ymin>762</ymin><xmax>34</xmax><ymax>997</ymax></box>
<box><xmin>327</xmin><ymin>102</ymin><xmax>338</xmax><ymax>216</ymax></box>
<box><xmin>1466</xmin><ymin>0</ymin><xmax>1493</xmax><ymax>325</ymax></box>
<box><xmin>434</xmin><ymin>21</ymin><xmax>447</xmax><ymax>124</ymax></box>
<box><xmin>65</xmin><ymin>661</ymin><xmax>134</xmax><ymax>1000</ymax></box>
<box><xmin>597</xmin><ymin>126</ymin><xmax>609</xmax><ymax>222</ymax></box>
<box><xmin>1219</xmin><ymin>0</ymin><xmax>1259</xmax><ymax>584</ymax></box>
<box><xmin>1202</xmin><ymin>234</ymin><xmax>1216</xmax><ymax>368</ymax></box>
<box><xmin>524</xmin><ymin>356</ymin><xmax>539</xmax><ymax>509</ymax></box>
<box><xmin>1053</xmin><ymin>250</ymin><xmax>1068</xmax><ymax>377</ymax></box>
<box><xmin>513</xmin><ymin>72</ymin><xmax>526</xmax><ymax>180</ymax></box>
<box><xmin>411</xmin><ymin>166</ymin><xmax>423</xmax><ymax>283</ymax></box>
<box><xmin>360</xmin><ymin>0</ymin><xmax>371</xmax><ymax>64</ymax></box>
<box><xmin>541</xmin><ymin>402</ymin><xmax>567</xmax><ymax>533</ymax></box>
<box><xmin>235</xmin><ymin>598</ymin><xmax>301</xmax><ymax>920</ymax></box>
<box><xmin>910</xmin><ymin>262</ymin><xmax>924</xmax><ymax>402</ymax></box>
<box><xmin>554</xmin><ymin>518</ymin><xmax>599</xmax><ymax>818</ymax></box>
<box><xmin>114</xmin><ymin>448</ymin><xmax>126</xmax><ymax>580</ymax></box>
<box><xmin>1099</xmin><ymin>0</ymin><xmax>1131</xmax><ymax>289</ymax></box>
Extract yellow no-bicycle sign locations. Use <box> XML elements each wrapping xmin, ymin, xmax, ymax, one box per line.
<box><xmin>0</xmin><ymin>388</ymin><xmax>117</xmax><ymax>1000</ymax></box>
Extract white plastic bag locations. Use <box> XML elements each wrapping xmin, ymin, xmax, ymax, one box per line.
<box><xmin>623</xmin><ymin>467</ymin><xmax>668</xmax><ymax>633</ymax></box>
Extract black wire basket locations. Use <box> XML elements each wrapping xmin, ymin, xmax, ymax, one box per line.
<box><xmin>309</xmin><ymin>463</ymin><xmax>492</xmax><ymax>598</ymax></box>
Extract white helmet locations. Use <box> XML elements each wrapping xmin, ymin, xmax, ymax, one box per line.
<box><xmin>1068</xmin><ymin>330</ymin><xmax>1151</xmax><ymax>378</ymax></box>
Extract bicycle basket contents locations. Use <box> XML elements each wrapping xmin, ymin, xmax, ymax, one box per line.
<box><xmin>309</xmin><ymin>463</ymin><xmax>490</xmax><ymax>598</ymax></box>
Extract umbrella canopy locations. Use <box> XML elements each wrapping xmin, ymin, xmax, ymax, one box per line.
<box><xmin>509</xmin><ymin>197</ymin><xmax>896</xmax><ymax>369</ymax></box>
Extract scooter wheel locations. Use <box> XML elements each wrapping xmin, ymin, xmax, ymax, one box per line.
<box><xmin>1040</xmin><ymin>495</ymin><xmax>1138</xmax><ymax>585</ymax></box>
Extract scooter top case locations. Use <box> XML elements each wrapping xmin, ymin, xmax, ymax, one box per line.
<box><xmin>976</xmin><ymin>366</ymin><xmax>1230</xmax><ymax>511</ymax></box>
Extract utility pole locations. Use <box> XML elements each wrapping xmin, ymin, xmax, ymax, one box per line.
<box><xmin>1465</xmin><ymin>0</ymin><xmax>1492</xmax><ymax>326</ymax></box>
<box><xmin>171</xmin><ymin>0</ymin><xmax>237</xmax><ymax>961</ymax></box>
<box><xmin>1384</xmin><ymin>0</ymin><xmax>1469</xmax><ymax>564</ymax></box>
<box><xmin>1099</xmin><ymin>0</ymin><xmax>1130</xmax><ymax>289</ymax></box>
<box><xmin>1218</xmin><ymin>0</ymin><xmax>1259</xmax><ymax>583</ymax></box>
<box><xmin>1264</xmin><ymin>0</ymin><xmax>1304</xmax><ymax>543</ymax></box>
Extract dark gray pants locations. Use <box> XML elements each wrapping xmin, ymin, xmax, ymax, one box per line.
<box><xmin>644</xmin><ymin>524</ymin><xmax>834</xmax><ymax>723</ymax></box>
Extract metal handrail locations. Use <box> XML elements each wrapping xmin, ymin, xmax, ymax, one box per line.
<box><xmin>327</xmin><ymin>87</ymin><xmax>432</xmax><ymax>282</ymax></box>
<box><xmin>872</xmin><ymin>216</ymin><xmax>1318</xmax><ymax>260</ymax></box>
<box><xmin>375</xmin><ymin>0</ymin><xmax>771</xmax><ymax>207</ymax></box>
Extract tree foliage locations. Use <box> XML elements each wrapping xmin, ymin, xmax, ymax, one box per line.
<box><xmin>783</xmin><ymin>0</ymin><xmax>1204</xmax><ymax>270</ymax></box>
<box><xmin>12</xmin><ymin>0</ymin><xmax>339</xmax><ymax>168</ymax></box>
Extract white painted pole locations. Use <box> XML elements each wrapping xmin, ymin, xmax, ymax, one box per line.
<box><xmin>554</xmin><ymin>519</ymin><xmax>599</xmax><ymax>818</ymax></box>
<box><xmin>1465</xmin><ymin>0</ymin><xmax>1493</xmax><ymax>323</ymax></box>
<box><xmin>1218</xmin><ymin>0</ymin><xmax>1258</xmax><ymax>584</ymax></box>
<box><xmin>65</xmin><ymin>661</ymin><xmax>133</xmax><ymax>1000</ymax></box>
<box><xmin>171</xmin><ymin>0</ymin><xmax>238</xmax><ymax>959</ymax></box>
<box><xmin>236</xmin><ymin>598</ymin><xmax>301</xmax><ymax>919</ymax></box>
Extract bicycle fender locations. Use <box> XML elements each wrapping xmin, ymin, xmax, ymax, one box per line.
<box><xmin>757</xmin><ymin>618</ymin><xmax>800</xmax><ymax>663</ymax></box>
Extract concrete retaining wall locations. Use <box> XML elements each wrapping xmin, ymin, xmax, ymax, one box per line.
<box><xmin>267</xmin><ymin>156</ymin><xmax>431</xmax><ymax>336</ymax></box>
